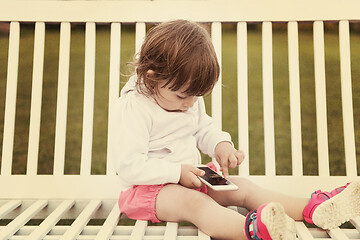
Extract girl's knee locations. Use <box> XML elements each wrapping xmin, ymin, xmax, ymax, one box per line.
<box><xmin>180</xmin><ymin>189</ymin><xmax>214</xmax><ymax>216</ymax></box>
<box><xmin>233</xmin><ymin>177</ymin><xmax>257</xmax><ymax>201</ymax></box>
<box><xmin>156</xmin><ymin>184</ymin><xmax>213</xmax><ymax>221</ymax></box>
<box><xmin>220</xmin><ymin>177</ymin><xmax>255</xmax><ymax>207</ymax></box>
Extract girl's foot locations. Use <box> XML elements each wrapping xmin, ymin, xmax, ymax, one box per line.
<box><xmin>303</xmin><ymin>181</ymin><xmax>360</xmax><ymax>229</ymax></box>
<box><xmin>244</xmin><ymin>202</ymin><xmax>296</xmax><ymax>240</ymax></box>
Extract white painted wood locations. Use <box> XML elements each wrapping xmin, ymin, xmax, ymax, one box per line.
<box><xmin>8</xmin><ymin>227</ymin><xmax>360</xmax><ymax>240</ymax></box>
<box><xmin>198</xmin><ymin>229</ymin><xmax>211</xmax><ymax>240</ymax></box>
<box><xmin>0</xmin><ymin>175</ymin><xmax>121</xmax><ymax>199</ymax></box>
<box><xmin>0</xmin><ymin>200</ymin><xmax>48</xmax><ymax>239</ymax></box>
<box><xmin>313</xmin><ymin>21</ymin><xmax>330</xmax><ymax>177</ymax></box>
<box><xmin>244</xmin><ymin>175</ymin><xmax>359</xmax><ymax>198</ymax></box>
<box><xmin>144</xmin><ymin>226</ymin><xmax>167</xmax><ymax>236</ymax></box>
<box><xmin>2</xmin><ymin>1</ymin><xmax>360</xmax><ymax>23</ymax></box>
<box><xmin>164</xmin><ymin>222</ymin><xmax>178</xmax><ymax>240</ymax></box>
<box><xmin>106</xmin><ymin>23</ymin><xmax>121</xmax><ymax>176</ymax></box>
<box><xmin>0</xmin><ymin>175</ymin><xmax>358</xmax><ymax>200</ymax></box>
<box><xmin>3</xmin><ymin>223</ymin><xmax>360</xmax><ymax>239</ymax></box>
<box><xmin>211</xmin><ymin>22</ymin><xmax>222</xmax><ymax>129</ymax></box>
<box><xmin>130</xmin><ymin>220</ymin><xmax>147</xmax><ymax>240</ymax></box>
<box><xmin>135</xmin><ymin>22</ymin><xmax>146</xmax><ymax>55</ymax></box>
<box><xmin>80</xmin><ymin>22</ymin><xmax>96</xmax><ymax>176</ymax></box>
<box><xmin>9</xmin><ymin>235</ymin><xmax>208</xmax><ymax>240</ymax></box>
<box><xmin>4</xmin><ymin>225</ymin><xmax>205</xmax><ymax>239</ymax></box>
<box><xmin>49</xmin><ymin>225</ymin><xmax>192</xmax><ymax>238</ymax></box>
<box><xmin>60</xmin><ymin>200</ymin><xmax>102</xmax><ymax>240</ymax></box>
<box><xmin>295</xmin><ymin>222</ymin><xmax>315</xmax><ymax>240</ymax></box>
<box><xmin>27</xmin><ymin>22</ymin><xmax>45</xmax><ymax>176</ymax></box>
<box><xmin>306</xmin><ymin>228</ymin><xmax>330</xmax><ymax>239</ymax></box>
<box><xmin>287</xmin><ymin>21</ymin><xmax>303</xmax><ymax>177</ymax></box>
<box><xmin>210</xmin><ymin>22</ymin><xmax>223</xmax><ymax>171</ymax></box>
<box><xmin>0</xmin><ymin>199</ymin><xmax>115</xmax><ymax>220</ymax></box>
<box><xmin>1</xmin><ymin>21</ymin><xmax>20</xmax><ymax>176</ymax></box>
<box><xmin>339</xmin><ymin>20</ymin><xmax>357</xmax><ymax>177</ymax></box>
<box><xmin>237</xmin><ymin>22</ymin><xmax>249</xmax><ymax>176</ymax></box>
<box><xmin>95</xmin><ymin>203</ymin><xmax>120</xmax><ymax>240</ymax></box>
<box><xmin>0</xmin><ymin>200</ymin><xmax>22</xmax><ymax>219</ymax></box>
<box><xmin>262</xmin><ymin>22</ymin><xmax>276</xmax><ymax>176</ymax></box>
<box><xmin>1</xmin><ymin>1</ymin><xmax>360</xmax><ymax>239</ymax></box>
<box><xmin>328</xmin><ymin>227</ymin><xmax>350</xmax><ymax>240</ymax></box>
<box><xmin>350</xmin><ymin>216</ymin><xmax>360</xmax><ymax>232</ymax></box>
<box><xmin>175</xmin><ymin>226</ymin><xmax>198</xmax><ymax>237</ymax></box>
<box><xmin>26</xmin><ymin>200</ymin><xmax>75</xmax><ymax>240</ymax></box>
<box><xmin>53</xmin><ymin>22</ymin><xmax>71</xmax><ymax>176</ymax></box>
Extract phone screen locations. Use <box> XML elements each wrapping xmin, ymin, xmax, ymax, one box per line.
<box><xmin>198</xmin><ymin>167</ymin><xmax>231</xmax><ymax>186</ymax></box>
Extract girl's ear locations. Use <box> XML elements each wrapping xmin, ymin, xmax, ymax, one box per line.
<box><xmin>146</xmin><ymin>69</ymin><xmax>155</xmax><ymax>78</ymax></box>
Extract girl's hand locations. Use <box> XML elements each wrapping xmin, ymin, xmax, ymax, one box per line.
<box><xmin>215</xmin><ymin>141</ymin><xmax>245</xmax><ymax>177</ymax></box>
<box><xmin>179</xmin><ymin>164</ymin><xmax>205</xmax><ymax>189</ymax></box>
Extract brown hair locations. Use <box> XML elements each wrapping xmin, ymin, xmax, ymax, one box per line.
<box><xmin>134</xmin><ymin>19</ymin><xmax>220</xmax><ymax>97</ymax></box>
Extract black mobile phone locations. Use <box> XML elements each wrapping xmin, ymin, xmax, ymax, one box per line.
<box><xmin>197</xmin><ymin>166</ymin><xmax>238</xmax><ymax>191</ymax></box>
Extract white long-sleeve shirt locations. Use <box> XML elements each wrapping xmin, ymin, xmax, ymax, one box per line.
<box><xmin>109</xmin><ymin>76</ymin><xmax>232</xmax><ymax>191</ymax></box>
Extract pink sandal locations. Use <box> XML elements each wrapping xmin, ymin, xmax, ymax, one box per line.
<box><xmin>303</xmin><ymin>181</ymin><xmax>360</xmax><ymax>229</ymax></box>
<box><xmin>244</xmin><ymin>202</ymin><xmax>296</xmax><ymax>240</ymax></box>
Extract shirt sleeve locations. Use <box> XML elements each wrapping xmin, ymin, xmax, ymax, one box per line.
<box><xmin>109</xmin><ymin>97</ymin><xmax>181</xmax><ymax>186</ymax></box>
<box><xmin>194</xmin><ymin>97</ymin><xmax>233</xmax><ymax>158</ymax></box>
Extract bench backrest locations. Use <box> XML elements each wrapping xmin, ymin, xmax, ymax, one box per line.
<box><xmin>1</xmin><ymin>0</ymin><xmax>360</xmax><ymax>200</ymax></box>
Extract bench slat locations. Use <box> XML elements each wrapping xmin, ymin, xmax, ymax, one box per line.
<box><xmin>53</xmin><ymin>22</ymin><xmax>71</xmax><ymax>176</ymax></box>
<box><xmin>80</xmin><ymin>22</ymin><xmax>96</xmax><ymax>176</ymax></box>
<box><xmin>313</xmin><ymin>21</ymin><xmax>330</xmax><ymax>177</ymax></box>
<box><xmin>262</xmin><ymin>22</ymin><xmax>276</xmax><ymax>176</ymax></box>
<box><xmin>198</xmin><ymin>229</ymin><xmax>211</xmax><ymax>240</ymax></box>
<box><xmin>26</xmin><ymin>200</ymin><xmax>75</xmax><ymax>240</ymax></box>
<box><xmin>27</xmin><ymin>22</ymin><xmax>45</xmax><ymax>176</ymax></box>
<box><xmin>211</xmin><ymin>22</ymin><xmax>222</xmax><ymax>129</ymax></box>
<box><xmin>8</xmin><ymin>224</ymin><xmax>360</xmax><ymax>239</ymax></box>
<box><xmin>0</xmin><ymin>175</ymin><xmax>356</xmax><ymax>200</ymax></box>
<box><xmin>339</xmin><ymin>20</ymin><xmax>358</xmax><ymax>177</ymax></box>
<box><xmin>95</xmin><ymin>203</ymin><xmax>120</xmax><ymax>240</ymax></box>
<box><xmin>60</xmin><ymin>200</ymin><xmax>102</xmax><ymax>240</ymax></box>
<box><xmin>0</xmin><ymin>200</ymin><xmax>22</xmax><ymax>219</ymax></box>
<box><xmin>106</xmin><ymin>23</ymin><xmax>121</xmax><ymax>176</ymax></box>
<box><xmin>0</xmin><ymin>200</ymin><xmax>48</xmax><ymax>239</ymax></box>
<box><xmin>135</xmin><ymin>23</ymin><xmax>146</xmax><ymax>56</ymax></box>
<box><xmin>295</xmin><ymin>222</ymin><xmax>315</xmax><ymax>239</ymax></box>
<box><xmin>6</xmin><ymin>225</ymin><xmax>206</xmax><ymax>239</ymax></box>
<box><xmin>130</xmin><ymin>220</ymin><xmax>147</xmax><ymax>240</ymax></box>
<box><xmin>237</xmin><ymin>22</ymin><xmax>250</xmax><ymax>176</ymax></box>
<box><xmin>328</xmin><ymin>227</ymin><xmax>351</xmax><ymax>240</ymax></box>
<box><xmin>0</xmin><ymin>176</ymin><xmax>121</xmax><ymax>199</ymax></box>
<box><xmin>288</xmin><ymin>21</ymin><xmax>304</xmax><ymax>177</ymax></box>
<box><xmin>350</xmin><ymin>216</ymin><xmax>360</xmax><ymax>232</ymax></box>
<box><xmin>1</xmin><ymin>21</ymin><xmax>20</xmax><ymax>176</ymax></box>
<box><xmin>2</xmin><ymin>1</ymin><xmax>360</xmax><ymax>23</ymax></box>
<box><xmin>210</xmin><ymin>22</ymin><xmax>222</xmax><ymax>171</ymax></box>
<box><xmin>164</xmin><ymin>222</ymin><xmax>178</xmax><ymax>240</ymax></box>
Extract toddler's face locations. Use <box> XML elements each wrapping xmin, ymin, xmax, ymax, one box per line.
<box><xmin>153</xmin><ymin>82</ymin><xmax>198</xmax><ymax>112</ymax></box>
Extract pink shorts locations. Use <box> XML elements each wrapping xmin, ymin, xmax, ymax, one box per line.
<box><xmin>118</xmin><ymin>162</ymin><xmax>217</xmax><ymax>223</ymax></box>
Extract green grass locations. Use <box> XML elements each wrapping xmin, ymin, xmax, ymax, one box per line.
<box><xmin>0</xmin><ymin>22</ymin><xmax>360</xmax><ymax>176</ymax></box>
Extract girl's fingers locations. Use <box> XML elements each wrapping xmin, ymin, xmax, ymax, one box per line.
<box><xmin>221</xmin><ymin>162</ymin><xmax>229</xmax><ymax>177</ymax></box>
<box><xmin>193</xmin><ymin>167</ymin><xmax>205</xmax><ymax>176</ymax></box>
<box><xmin>235</xmin><ymin>151</ymin><xmax>245</xmax><ymax>165</ymax></box>
<box><xmin>228</xmin><ymin>154</ymin><xmax>238</xmax><ymax>169</ymax></box>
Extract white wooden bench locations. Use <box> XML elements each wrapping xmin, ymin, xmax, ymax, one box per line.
<box><xmin>1</xmin><ymin>0</ymin><xmax>360</xmax><ymax>239</ymax></box>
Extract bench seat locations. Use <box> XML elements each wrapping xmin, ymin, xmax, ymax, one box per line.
<box><xmin>1</xmin><ymin>1</ymin><xmax>360</xmax><ymax>239</ymax></box>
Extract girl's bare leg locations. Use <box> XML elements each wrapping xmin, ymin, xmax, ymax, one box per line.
<box><xmin>156</xmin><ymin>184</ymin><xmax>247</xmax><ymax>240</ymax></box>
<box><xmin>208</xmin><ymin>177</ymin><xmax>309</xmax><ymax>220</ymax></box>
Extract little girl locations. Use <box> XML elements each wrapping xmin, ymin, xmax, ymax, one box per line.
<box><xmin>109</xmin><ymin>19</ymin><xmax>360</xmax><ymax>240</ymax></box>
